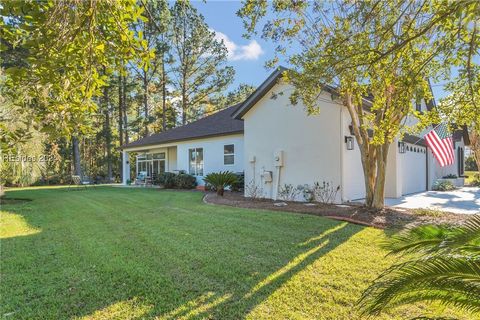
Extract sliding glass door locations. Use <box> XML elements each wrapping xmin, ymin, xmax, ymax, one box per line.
<box><xmin>136</xmin><ymin>153</ymin><xmax>166</xmax><ymax>178</ymax></box>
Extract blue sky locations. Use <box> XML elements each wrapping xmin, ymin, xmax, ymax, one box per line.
<box><xmin>194</xmin><ymin>1</ymin><xmax>275</xmax><ymax>88</ymax></box>
<box><xmin>193</xmin><ymin>1</ymin><xmax>450</xmax><ymax>101</ymax></box>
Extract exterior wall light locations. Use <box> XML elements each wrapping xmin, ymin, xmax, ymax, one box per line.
<box><xmin>345</xmin><ymin>136</ymin><xmax>354</xmax><ymax>150</ymax></box>
<box><xmin>348</xmin><ymin>124</ymin><xmax>355</xmax><ymax>135</ymax></box>
<box><xmin>398</xmin><ymin>141</ymin><xmax>406</xmax><ymax>154</ymax></box>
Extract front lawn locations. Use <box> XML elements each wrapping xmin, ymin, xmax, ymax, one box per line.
<box><xmin>0</xmin><ymin>187</ymin><xmax>471</xmax><ymax>319</ymax></box>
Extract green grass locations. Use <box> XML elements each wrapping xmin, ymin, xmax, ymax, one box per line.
<box><xmin>0</xmin><ymin>187</ymin><xmax>472</xmax><ymax>319</ymax></box>
<box><xmin>465</xmin><ymin>170</ymin><xmax>479</xmax><ymax>185</ymax></box>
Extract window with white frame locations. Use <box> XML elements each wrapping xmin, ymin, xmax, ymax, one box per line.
<box><xmin>136</xmin><ymin>152</ymin><xmax>166</xmax><ymax>178</ymax></box>
<box><xmin>224</xmin><ymin>144</ymin><xmax>234</xmax><ymax>165</ymax></box>
<box><xmin>189</xmin><ymin>148</ymin><xmax>203</xmax><ymax>176</ymax></box>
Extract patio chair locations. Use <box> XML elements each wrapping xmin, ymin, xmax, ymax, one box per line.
<box><xmin>135</xmin><ymin>172</ymin><xmax>148</xmax><ymax>186</ymax></box>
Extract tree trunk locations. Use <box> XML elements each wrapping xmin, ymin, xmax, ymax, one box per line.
<box><xmin>118</xmin><ymin>75</ymin><xmax>124</xmax><ymax>181</ymax></box>
<box><xmin>181</xmin><ymin>10</ymin><xmax>188</xmax><ymax>126</ymax></box>
<box><xmin>470</xmin><ymin>130</ymin><xmax>480</xmax><ymax>170</ymax></box>
<box><xmin>181</xmin><ymin>66</ymin><xmax>188</xmax><ymax>125</ymax></box>
<box><xmin>371</xmin><ymin>144</ymin><xmax>389</xmax><ymax>209</ymax></box>
<box><xmin>72</xmin><ymin>136</ymin><xmax>82</xmax><ymax>178</ymax></box>
<box><xmin>182</xmin><ymin>89</ymin><xmax>187</xmax><ymax>125</ymax></box>
<box><xmin>104</xmin><ymin>85</ymin><xmax>113</xmax><ymax>182</ymax></box>
<box><xmin>123</xmin><ymin>74</ymin><xmax>129</xmax><ymax>144</ymax></box>
<box><xmin>143</xmin><ymin>70</ymin><xmax>149</xmax><ymax>137</ymax></box>
<box><xmin>344</xmin><ymin>92</ymin><xmax>390</xmax><ymax>209</ymax></box>
<box><xmin>162</xmin><ymin>54</ymin><xmax>167</xmax><ymax>131</ymax></box>
<box><xmin>118</xmin><ymin>75</ymin><xmax>124</xmax><ymax>147</ymax></box>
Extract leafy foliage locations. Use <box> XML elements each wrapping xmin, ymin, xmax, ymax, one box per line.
<box><xmin>277</xmin><ymin>184</ymin><xmax>300</xmax><ymax>201</ymax></box>
<box><xmin>442</xmin><ymin>174</ymin><xmax>458</xmax><ymax>179</ymax></box>
<box><xmin>155</xmin><ymin>172</ymin><xmax>177</xmax><ymax>188</ymax></box>
<box><xmin>0</xmin><ymin>1</ymin><xmax>240</xmax><ymax>187</ymax></box>
<box><xmin>470</xmin><ymin>173</ymin><xmax>480</xmax><ymax>187</ymax></box>
<box><xmin>411</xmin><ymin>208</ymin><xmax>444</xmax><ymax>218</ymax></box>
<box><xmin>170</xmin><ymin>1</ymin><xmax>234</xmax><ymax>125</ymax></box>
<box><xmin>245</xmin><ymin>179</ymin><xmax>264</xmax><ymax>200</ymax></box>
<box><xmin>0</xmin><ymin>0</ymin><xmax>150</xmax><ymax>137</ymax></box>
<box><xmin>173</xmin><ymin>173</ymin><xmax>197</xmax><ymax>189</ymax></box>
<box><xmin>312</xmin><ymin>182</ymin><xmax>341</xmax><ymax>204</ymax></box>
<box><xmin>359</xmin><ymin>215</ymin><xmax>480</xmax><ymax>318</ymax></box>
<box><xmin>203</xmin><ymin>171</ymin><xmax>238</xmax><ymax>196</ymax></box>
<box><xmin>466</xmin><ymin>156</ymin><xmax>478</xmax><ymax>171</ymax></box>
<box><xmin>231</xmin><ymin>172</ymin><xmax>245</xmax><ymax>192</ymax></box>
<box><xmin>432</xmin><ymin>180</ymin><xmax>456</xmax><ymax>191</ymax></box>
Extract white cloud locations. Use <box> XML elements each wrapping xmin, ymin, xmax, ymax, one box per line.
<box><xmin>213</xmin><ymin>30</ymin><xmax>264</xmax><ymax>61</ymax></box>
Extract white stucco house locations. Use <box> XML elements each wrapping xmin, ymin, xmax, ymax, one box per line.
<box><xmin>121</xmin><ymin>68</ymin><xmax>469</xmax><ymax>203</ymax></box>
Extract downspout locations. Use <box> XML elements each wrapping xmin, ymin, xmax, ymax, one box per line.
<box><xmin>426</xmin><ymin>146</ymin><xmax>429</xmax><ymax>190</ymax></box>
<box><xmin>273</xmin><ymin>166</ymin><xmax>281</xmax><ymax>201</ymax></box>
<box><xmin>273</xmin><ymin>150</ymin><xmax>284</xmax><ymax>201</ymax></box>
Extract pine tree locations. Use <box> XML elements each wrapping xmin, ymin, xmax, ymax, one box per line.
<box><xmin>170</xmin><ymin>1</ymin><xmax>234</xmax><ymax>125</ymax></box>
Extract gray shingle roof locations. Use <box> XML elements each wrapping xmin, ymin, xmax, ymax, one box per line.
<box><xmin>122</xmin><ymin>104</ymin><xmax>244</xmax><ymax>149</ymax></box>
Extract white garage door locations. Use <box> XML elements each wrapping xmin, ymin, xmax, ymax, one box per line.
<box><xmin>401</xmin><ymin>143</ymin><xmax>427</xmax><ymax>195</ymax></box>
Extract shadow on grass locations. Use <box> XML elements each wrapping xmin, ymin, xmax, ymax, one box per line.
<box><xmin>1</xmin><ymin>187</ymin><xmax>363</xmax><ymax>319</ymax></box>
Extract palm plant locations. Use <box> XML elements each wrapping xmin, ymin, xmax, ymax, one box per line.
<box><xmin>359</xmin><ymin>215</ymin><xmax>480</xmax><ymax>318</ymax></box>
<box><xmin>203</xmin><ymin>171</ymin><xmax>238</xmax><ymax>196</ymax></box>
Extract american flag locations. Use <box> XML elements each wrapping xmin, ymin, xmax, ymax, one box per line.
<box><xmin>424</xmin><ymin>123</ymin><xmax>454</xmax><ymax>167</ymax></box>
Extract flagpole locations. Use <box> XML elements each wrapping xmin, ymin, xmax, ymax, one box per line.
<box><xmin>409</xmin><ymin>123</ymin><xmax>443</xmax><ymax>146</ymax></box>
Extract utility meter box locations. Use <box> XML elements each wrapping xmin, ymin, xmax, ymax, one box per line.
<box><xmin>262</xmin><ymin>171</ymin><xmax>273</xmax><ymax>183</ymax></box>
<box><xmin>274</xmin><ymin>150</ymin><xmax>284</xmax><ymax>167</ymax></box>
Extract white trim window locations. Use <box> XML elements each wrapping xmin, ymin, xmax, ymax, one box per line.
<box><xmin>224</xmin><ymin>144</ymin><xmax>235</xmax><ymax>165</ymax></box>
<box><xmin>189</xmin><ymin>148</ymin><xmax>204</xmax><ymax>176</ymax></box>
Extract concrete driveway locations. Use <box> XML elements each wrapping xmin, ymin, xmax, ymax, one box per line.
<box><xmin>385</xmin><ymin>187</ymin><xmax>480</xmax><ymax>214</ymax></box>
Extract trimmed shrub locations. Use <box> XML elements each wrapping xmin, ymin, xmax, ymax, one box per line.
<box><xmin>278</xmin><ymin>184</ymin><xmax>300</xmax><ymax>201</ymax></box>
<box><xmin>442</xmin><ymin>174</ymin><xmax>458</xmax><ymax>179</ymax></box>
<box><xmin>174</xmin><ymin>174</ymin><xmax>197</xmax><ymax>189</ymax></box>
<box><xmin>245</xmin><ymin>180</ymin><xmax>263</xmax><ymax>200</ymax></box>
<box><xmin>471</xmin><ymin>173</ymin><xmax>480</xmax><ymax>187</ymax></box>
<box><xmin>155</xmin><ymin>172</ymin><xmax>177</xmax><ymax>188</ymax></box>
<box><xmin>411</xmin><ymin>208</ymin><xmax>443</xmax><ymax>217</ymax></box>
<box><xmin>432</xmin><ymin>180</ymin><xmax>456</xmax><ymax>191</ymax></box>
<box><xmin>231</xmin><ymin>172</ymin><xmax>245</xmax><ymax>192</ymax></box>
<box><xmin>203</xmin><ymin>171</ymin><xmax>238</xmax><ymax>196</ymax></box>
<box><xmin>312</xmin><ymin>181</ymin><xmax>340</xmax><ymax>204</ymax></box>
<box><xmin>465</xmin><ymin>155</ymin><xmax>478</xmax><ymax>171</ymax></box>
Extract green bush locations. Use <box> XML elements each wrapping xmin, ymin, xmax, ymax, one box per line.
<box><xmin>471</xmin><ymin>173</ymin><xmax>480</xmax><ymax>187</ymax></box>
<box><xmin>442</xmin><ymin>174</ymin><xmax>457</xmax><ymax>179</ymax></box>
<box><xmin>231</xmin><ymin>172</ymin><xmax>244</xmax><ymax>192</ymax></box>
<box><xmin>432</xmin><ymin>180</ymin><xmax>456</xmax><ymax>191</ymax></box>
<box><xmin>203</xmin><ymin>171</ymin><xmax>238</xmax><ymax>196</ymax></box>
<box><xmin>174</xmin><ymin>174</ymin><xmax>197</xmax><ymax>189</ymax></box>
<box><xmin>155</xmin><ymin>172</ymin><xmax>177</xmax><ymax>188</ymax></box>
<box><xmin>411</xmin><ymin>208</ymin><xmax>443</xmax><ymax>217</ymax></box>
<box><xmin>465</xmin><ymin>155</ymin><xmax>478</xmax><ymax>171</ymax></box>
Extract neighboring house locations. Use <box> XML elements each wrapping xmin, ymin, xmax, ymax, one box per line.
<box><xmin>121</xmin><ymin>68</ymin><xmax>469</xmax><ymax>202</ymax></box>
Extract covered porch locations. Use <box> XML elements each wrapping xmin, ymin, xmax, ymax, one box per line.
<box><xmin>122</xmin><ymin>145</ymin><xmax>178</xmax><ymax>185</ymax></box>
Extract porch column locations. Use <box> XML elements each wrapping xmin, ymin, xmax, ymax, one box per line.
<box><xmin>122</xmin><ymin>150</ymin><xmax>130</xmax><ymax>185</ymax></box>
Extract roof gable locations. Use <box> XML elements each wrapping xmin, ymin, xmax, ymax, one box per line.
<box><xmin>232</xmin><ymin>67</ymin><xmax>377</xmax><ymax>120</ymax></box>
<box><xmin>232</xmin><ymin>67</ymin><xmax>287</xmax><ymax>120</ymax></box>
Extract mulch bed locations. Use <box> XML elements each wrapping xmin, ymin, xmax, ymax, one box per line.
<box><xmin>204</xmin><ymin>192</ymin><xmax>471</xmax><ymax>230</ymax></box>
